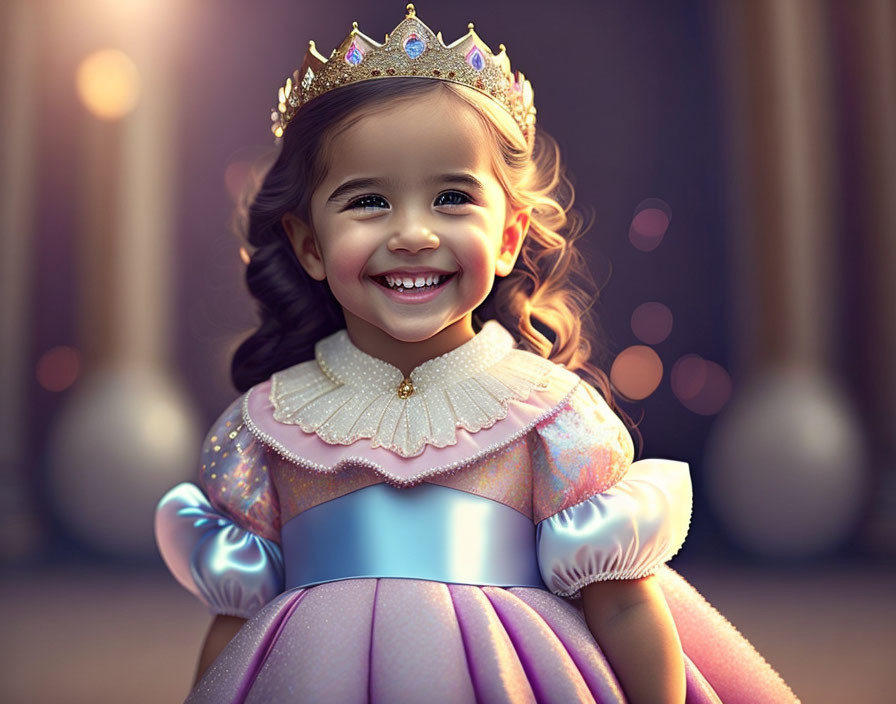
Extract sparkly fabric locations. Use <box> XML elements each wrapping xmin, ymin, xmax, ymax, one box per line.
<box><xmin>428</xmin><ymin>436</ymin><xmax>532</xmax><ymax>517</ymax></box>
<box><xmin>199</xmin><ymin>396</ymin><xmax>281</xmax><ymax>542</ymax></box>
<box><xmin>531</xmin><ymin>380</ymin><xmax>634</xmax><ymax>523</ymax></box>
<box><xmin>155</xmin><ymin>483</ymin><xmax>284</xmax><ymax>619</ymax></box>
<box><xmin>272</xmin><ymin>461</ymin><xmax>382</xmax><ymax>522</ymax></box>
<box><xmin>269</xmin><ymin>320</ymin><xmax>558</xmax><ymax>457</ymax></box>
<box><xmin>186</xmin><ymin>568</ymin><xmax>798</xmax><ymax>703</ymax></box>
<box><xmin>272</xmin><ymin>437</ymin><xmax>532</xmax><ymax>525</ymax></box>
<box><xmin>537</xmin><ymin>459</ymin><xmax>693</xmax><ymax>597</ymax></box>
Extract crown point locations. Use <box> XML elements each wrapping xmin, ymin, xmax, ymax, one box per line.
<box><xmin>406</xmin><ymin>4</ymin><xmax>416</xmax><ymax>17</ymax></box>
<box><xmin>499</xmin><ymin>43</ymin><xmax>506</xmax><ymax>52</ymax></box>
<box><xmin>467</xmin><ymin>22</ymin><xmax>475</xmax><ymax>30</ymax></box>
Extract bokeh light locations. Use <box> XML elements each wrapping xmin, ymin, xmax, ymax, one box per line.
<box><xmin>610</xmin><ymin>345</ymin><xmax>663</xmax><ymax>400</ymax></box>
<box><xmin>36</xmin><ymin>346</ymin><xmax>81</xmax><ymax>392</ymax></box>
<box><xmin>671</xmin><ymin>354</ymin><xmax>732</xmax><ymax>415</ymax></box>
<box><xmin>670</xmin><ymin>354</ymin><xmax>707</xmax><ymax>400</ymax></box>
<box><xmin>224</xmin><ymin>148</ymin><xmax>276</xmax><ymax>203</ymax></box>
<box><xmin>628</xmin><ymin>198</ymin><xmax>672</xmax><ymax>251</ymax></box>
<box><xmin>704</xmin><ymin>368</ymin><xmax>866</xmax><ymax>558</ymax></box>
<box><xmin>75</xmin><ymin>49</ymin><xmax>141</xmax><ymax>120</ymax></box>
<box><xmin>239</xmin><ymin>246</ymin><xmax>252</xmax><ymax>265</ymax></box>
<box><xmin>224</xmin><ymin>160</ymin><xmax>253</xmax><ymax>201</ymax></box>
<box><xmin>631</xmin><ymin>301</ymin><xmax>674</xmax><ymax>344</ymax></box>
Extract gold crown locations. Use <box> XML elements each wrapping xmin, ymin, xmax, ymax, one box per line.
<box><xmin>271</xmin><ymin>4</ymin><xmax>536</xmax><ymax>145</ymax></box>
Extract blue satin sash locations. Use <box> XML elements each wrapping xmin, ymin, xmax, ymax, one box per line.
<box><xmin>281</xmin><ymin>483</ymin><xmax>546</xmax><ymax>590</ymax></box>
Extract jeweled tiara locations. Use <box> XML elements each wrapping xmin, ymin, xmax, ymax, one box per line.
<box><xmin>271</xmin><ymin>4</ymin><xmax>536</xmax><ymax>145</ymax></box>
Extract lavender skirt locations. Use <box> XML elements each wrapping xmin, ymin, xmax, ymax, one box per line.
<box><xmin>187</xmin><ymin>566</ymin><xmax>797</xmax><ymax>703</ymax></box>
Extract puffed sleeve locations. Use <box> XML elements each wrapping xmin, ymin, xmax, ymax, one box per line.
<box><xmin>532</xmin><ymin>380</ymin><xmax>692</xmax><ymax>598</ymax></box>
<box><xmin>155</xmin><ymin>394</ymin><xmax>285</xmax><ymax>619</ymax></box>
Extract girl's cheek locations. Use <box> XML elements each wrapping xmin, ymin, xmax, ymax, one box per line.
<box><xmin>321</xmin><ymin>229</ymin><xmax>374</xmax><ymax>278</ymax></box>
<box><xmin>328</xmin><ymin>251</ymin><xmax>368</xmax><ymax>281</ymax></box>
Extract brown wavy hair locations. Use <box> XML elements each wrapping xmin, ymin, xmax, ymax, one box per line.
<box><xmin>231</xmin><ymin>78</ymin><xmax>641</xmax><ymax>453</ymax></box>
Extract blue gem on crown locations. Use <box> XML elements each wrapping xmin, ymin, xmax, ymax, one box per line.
<box><xmin>404</xmin><ymin>34</ymin><xmax>425</xmax><ymax>59</ymax></box>
<box><xmin>345</xmin><ymin>42</ymin><xmax>364</xmax><ymax>65</ymax></box>
<box><xmin>466</xmin><ymin>46</ymin><xmax>485</xmax><ymax>71</ymax></box>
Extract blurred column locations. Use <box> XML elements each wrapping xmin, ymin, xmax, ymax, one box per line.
<box><xmin>0</xmin><ymin>0</ymin><xmax>42</xmax><ymax>558</ymax></box>
<box><xmin>705</xmin><ymin>0</ymin><xmax>867</xmax><ymax>557</ymax></box>
<box><xmin>842</xmin><ymin>0</ymin><xmax>896</xmax><ymax>552</ymax></box>
<box><xmin>45</xmin><ymin>1</ymin><xmax>199</xmax><ymax>557</ymax></box>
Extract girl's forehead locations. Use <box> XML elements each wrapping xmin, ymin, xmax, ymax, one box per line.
<box><xmin>322</xmin><ymin>93</ymin><xmax>494</xmax><ymax>180</ymax></box>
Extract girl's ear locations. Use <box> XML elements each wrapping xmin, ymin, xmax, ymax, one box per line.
<box><xmin>496</xmin><ymin>206</ymin><xmax>532</xmax><ymax>277</ymax></box>
<box><xmin>282</xmin><ymin>212</ymin><xmax>326</xmax><ymax>281</ymax></box>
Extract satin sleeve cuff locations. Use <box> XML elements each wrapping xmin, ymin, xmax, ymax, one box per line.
<box><xmin>155</xmin><ymin>482</ymin><xmax>285</xmax><ymax>619</ymax></box>
<box><xmin>535</xmin><ymin>458</ymin><xmax>692</xmax><ymax>598</ymax></box>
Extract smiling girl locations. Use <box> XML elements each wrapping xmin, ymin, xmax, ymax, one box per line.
<box><xmin>155</xmin><ymin>7</ymin><xmax>798</xmax><ymax>703</ymax></box>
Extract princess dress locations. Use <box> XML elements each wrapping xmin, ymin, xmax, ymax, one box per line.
<box><xmin>156</xmin><ymin>321</ymin><xmax>799</xmax><ymax>703</ymax></box>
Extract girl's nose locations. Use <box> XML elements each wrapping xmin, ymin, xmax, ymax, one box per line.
<box><xmin>387</xmin><ymin>225</ymin><xmax>440</xmax><ymax>253</ymax></box>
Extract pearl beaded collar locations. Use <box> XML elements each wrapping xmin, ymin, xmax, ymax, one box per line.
<box><xmin>269</xmin><ymin>321</ymin><xmax>559</xmax><ymax>457</ymax></box>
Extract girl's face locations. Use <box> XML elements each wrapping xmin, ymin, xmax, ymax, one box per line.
<box><xmin>283</xmin><ymin>89</ymin><xmax>530</xmax><ymax>348</ymax></box>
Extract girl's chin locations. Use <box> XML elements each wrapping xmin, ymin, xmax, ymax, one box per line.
<box><xmin>373</xmin><ymin>323</ymin><xmax>452</xmax><ymax>344</ymax></box>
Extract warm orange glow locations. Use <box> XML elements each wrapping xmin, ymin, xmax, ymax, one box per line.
<box><xmin>239</xmin><ymin>246</ymin><xmax>251</xmax><ymax>265</ymax></box>
<box><xmin>36</xmin><ymin>346</ymin><xmax>81</xmax><ymax>392</ymax></box>
<box><xmin>610</xmin><ymin>345</ymin><xmax>663</xmax><ymax>400</ymax></box>
<box><xmin>75</xmin><ymin>49</ymin><xmax>141</xmax><ymax>120</ymax></box>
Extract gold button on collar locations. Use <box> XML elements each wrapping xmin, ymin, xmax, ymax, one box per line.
<box><xmin>397</xmin><ymin>377</ymin><xmax>415</xmax><ymax>399</ymax></box>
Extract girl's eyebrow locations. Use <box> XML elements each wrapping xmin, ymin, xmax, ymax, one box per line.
<box><xmin>326</xmin><ymin>173</ymin><xmax>486</xmax><ymax>204</ymax></box>
<box><xmin>431</xmin><ymin>173</ymin><xmax>485</xmax><ymax>192</ymax></box>
<box><xmin>327</xmin><ymin>177</ymin><xmax>394</xmax><ymax>203</ymax></box>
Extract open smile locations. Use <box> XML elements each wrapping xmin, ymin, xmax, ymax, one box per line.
<box><xmin>370</xmin><ymin>272</ymin><xmax>458</xmax><ymax>302</ymax></box>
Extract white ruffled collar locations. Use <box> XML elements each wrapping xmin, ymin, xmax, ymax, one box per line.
<box><xmin>269</xmin><ymin>321</ymin><xmax>559</xmax><ymax>457</ymax></box>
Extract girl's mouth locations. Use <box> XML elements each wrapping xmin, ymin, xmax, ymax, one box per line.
<box><xmin>370</xmin><ymin>272</ymin><xmax>457</xmax><ymax>302</ymax></box>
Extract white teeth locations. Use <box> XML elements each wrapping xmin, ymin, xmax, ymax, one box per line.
<box><xmin>380</xmin><ymin>273</ymin><xmax>449</xmax><ymax>290</ymax></box>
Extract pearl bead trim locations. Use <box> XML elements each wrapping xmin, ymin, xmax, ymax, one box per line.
<box><xmin>241</xmin><ymin>380</ymin><xmax>583</xmax><ymax>487</ymax></box>
<box><xmin>268</xmin><ymin>321</ymin><xmax>561</xmax><ymax>457</ymax></box>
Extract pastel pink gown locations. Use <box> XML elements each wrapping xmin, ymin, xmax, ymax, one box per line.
<box><xmin>156</xmin><ymin>322</ymin><xmax>799</xmax><ymax>703</ymax></box>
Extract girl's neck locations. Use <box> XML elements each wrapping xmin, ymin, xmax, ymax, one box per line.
<box><xmin>342</xmin><ymin>313</ymin><xmax>476</xmax><ymax>378</ymax></box>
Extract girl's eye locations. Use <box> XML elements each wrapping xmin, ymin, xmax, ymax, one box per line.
<box><xmin>434</xmin><ymin>191</ymin><xmax>471</xmax><ymax>207</ymax></box>
<box><xmin>346</xmin><ymin>195</ymin><xmax>390</xmax><ymax>211</ymax></box>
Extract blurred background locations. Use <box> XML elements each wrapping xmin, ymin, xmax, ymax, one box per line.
<box><xmin>1</xmin><ymin>0</ymin><xmax>894</xmax><ymax>701</ymax></box>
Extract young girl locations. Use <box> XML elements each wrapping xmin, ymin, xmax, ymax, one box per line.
<box><xmin>156</xmin><ymin>6</ymin><xmax>799</xmax><ymax>703</ymax></box>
